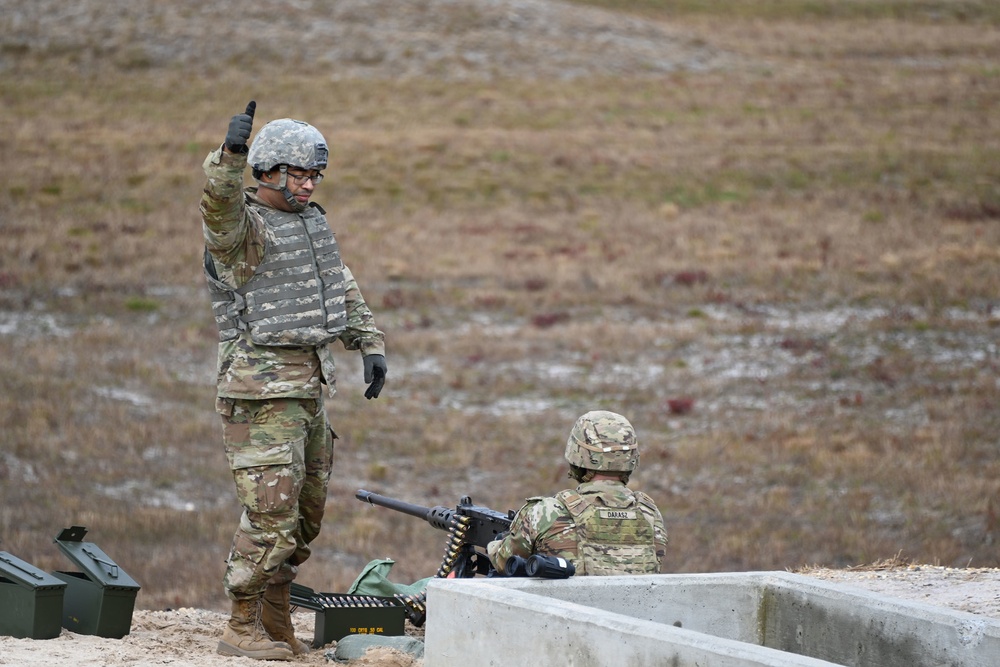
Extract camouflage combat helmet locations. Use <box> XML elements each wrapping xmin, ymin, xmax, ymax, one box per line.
<box><xmin>564</xmin><ymin>410</ymin><xmax>639</xmax><ymax>472</ymax></box>
<box><xmin>248</xmin><ymin>118</ymin><xmax>329</xmax><ymax>173</ymax></box>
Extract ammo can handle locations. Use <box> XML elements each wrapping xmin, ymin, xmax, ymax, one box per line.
<box><xmin>82</xmin><ymin>547</ymin><xmax>120</xmax><ymax>579</ymax></box>
<box><xmin>0</xmin><ymin>555</ymin><xmax>44</xmax><ymax>580</ymax></box>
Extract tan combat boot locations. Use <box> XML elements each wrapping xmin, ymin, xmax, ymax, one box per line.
<box><xmin>217</xmin><ymin>597</ymin><xmax>294</xmax><ymax>661</ymax></box>
<box><xmin>261</xmin><ymin>581</ymin><xmax>311</xmax><ymax>655</ymax></box>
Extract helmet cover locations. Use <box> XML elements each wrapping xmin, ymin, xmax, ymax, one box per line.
<box><xmin>248</xmin><ymin>118</ymin><xmax>329</xmax><ymax>173</ymax></box>
<box><xmin>564</xmin><ymin>411</ymin><xmax>639</xmax><ymax>472</ymax></box>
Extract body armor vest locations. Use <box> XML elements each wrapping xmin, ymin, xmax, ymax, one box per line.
<box><xmin>555</xmin><ymin>488</ymin><xmax>659</xmax><ymax>576</ymax></box>
<box><xmin>205</xmin><ymin>202</ymin><xmax>347</xmax><ymax>346</ymax></box>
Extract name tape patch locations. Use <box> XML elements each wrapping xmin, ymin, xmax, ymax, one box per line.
<box><xmin>599</xmin><ymin>509</ymin><xmax>637</xmax><ymax>520</ymax></box>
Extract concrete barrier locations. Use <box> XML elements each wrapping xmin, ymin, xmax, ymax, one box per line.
<box><xmin>423</xmin><ymin>571</ymin><xmax>1000</xmax><ymax>667</ymax></box>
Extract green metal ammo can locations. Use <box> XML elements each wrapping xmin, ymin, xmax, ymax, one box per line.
<box><xmin>290</xmin><ymin>582</ymin><xmax>406</xmax><ymax>647</ymax></box>
<box><xmin>50</xmin><ymin>526</ymin><xmax>141</xmax><ymax>639</ymax></box>
<box><xmin>0</xmin><ymin>551</ymin><xmax>67</xmax><ymax>639</ymax></box>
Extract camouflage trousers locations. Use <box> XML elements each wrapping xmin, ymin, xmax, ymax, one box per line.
<box><xmin>216</xmin><ymin>396</ymin><xmax>335</xmax><ymax>601</ymax></box>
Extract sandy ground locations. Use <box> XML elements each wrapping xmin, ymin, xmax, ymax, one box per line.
<box><xmin>799</xmin><ymin>564</ymin><xmax>1000</xmax><ymax>620</ymax></box>
<box><xmin>0</xmin><ymin>607</ymin><xmax>419</xmax><ymax>667</ymax></box>
<box><xmin>2</xmin><ymin>566</ymin><xmax>999</xmax><ymax>666</ymax></box>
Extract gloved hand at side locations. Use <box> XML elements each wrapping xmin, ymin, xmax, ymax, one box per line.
<box><xmin>363</xmin><ymin>354</ymin><xmax>387</xmax><ymax>400</ymax></box>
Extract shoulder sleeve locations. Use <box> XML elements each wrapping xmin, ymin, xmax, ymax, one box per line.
<box><xmin>338</xmin><ymin>264</ymin><xmax>386</xmax><ymax>356</ymax></box>
<box><xmin>486</xmin><ymin>497</ymin><xmax>549</xmax><ymax>573</ymax></box>
<box><xmin>200</xmin><ymin>147</ymin><xmax>261</xmax><ymax>271</ymax></box>
<box><xmin>634</xmin><ymin>491</ymin><xmax>668</xmax><ymax>560</ymax></box>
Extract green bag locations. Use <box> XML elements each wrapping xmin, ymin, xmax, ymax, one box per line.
<box><xmin>346</xmin><ymin>559</ymin><xmax>431</xmax><ymax>598</ymax></box>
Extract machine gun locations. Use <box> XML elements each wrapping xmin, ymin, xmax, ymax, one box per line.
<box><xmin>355</xmin><ymin>489</ymin><xmax>515</xmax><ymax>626</ymax></box>
<box><xmin>355</xmin><ymin>489</ymin><xmax>513</xmax><ymax>579</ymax></box>
<box><xmin>355</xmin><ymin>489</ymin><xmax>577</xmax><ymax>626</ymax></box>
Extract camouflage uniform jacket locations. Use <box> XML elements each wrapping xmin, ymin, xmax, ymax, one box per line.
<box><xmin>487</xmin><ymin>479</ymin><xmax>668</xmax><ymax>575</ymax></box>
<box><xmin>200</xmin><ymin>146</ymin><xmax>385</xmax><ymax>400</ymax></box>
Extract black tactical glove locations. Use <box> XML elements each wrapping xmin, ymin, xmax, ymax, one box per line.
<box><xmin>363</xmin><ymin>354</ymin><xmax>387</xmax><ymax>400</ymax></box>
<box><xmin>225</xmin><ymin>100</ymin><xmax>256</xmax><ymax>154</ymax></box>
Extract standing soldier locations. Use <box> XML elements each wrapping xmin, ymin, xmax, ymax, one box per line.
<box><xmin>488</xmin><ymin>411</ymin><xmax>667</xmax><ymax>576</ymax></box>
<box><xmin>200</xmin><ymin>101</ymin><xmax>387</xmax><ymax>661</ymax></box>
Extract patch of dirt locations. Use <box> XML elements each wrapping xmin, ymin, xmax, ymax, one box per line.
<box><xmin>0</xmin><ymin>608</ymin><xmax>424</xmax><ymax>666</ymax></box>
<box><xmin>0</xmin><ymin>0</ymin><xmax>730</xmax><ymax>80</ymax></box>
<box><xmin>798</xmin><ymin>563</ymin><xmax>1000</xmax><ymax>620</ymax></box>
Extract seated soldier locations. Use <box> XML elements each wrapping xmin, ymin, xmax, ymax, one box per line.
<box><xmin>487</xmin><ymin>410</ymin><xmax>667</xmax><ymax>575</ymax></box>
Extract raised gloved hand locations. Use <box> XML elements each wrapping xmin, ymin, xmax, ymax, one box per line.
<box><xmin>225</xmin><ymin>100</ymin><xmax>256</xmax><ymax>154</ymax></box>
<box><xmin>363</xmin><ymin>354</ymin><xmax>387</xmax><ymax>400</ymax></box>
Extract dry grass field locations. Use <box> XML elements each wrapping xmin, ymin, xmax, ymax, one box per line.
<box><xmin>1</xmin><ymin>0</ymin><xmax>998</xmax><ymax>613</ymax></box>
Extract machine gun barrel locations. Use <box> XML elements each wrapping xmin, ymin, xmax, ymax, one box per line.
<box><xmin>355</xmin><ymin>489</ymin><xmax>455</xmax><ymax>531</ymax></box>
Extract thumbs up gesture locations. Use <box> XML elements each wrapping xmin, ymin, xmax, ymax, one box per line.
<box><xmin>224</xmin><ymin>100</ymin><xmax>256</xmax><ymax>154</ymax></box>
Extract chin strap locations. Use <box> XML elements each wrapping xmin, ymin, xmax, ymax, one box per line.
<box><xmin>255</xmin><ymin>166</ymin><xmax>306</xmax><ymax>212</ymax></box>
